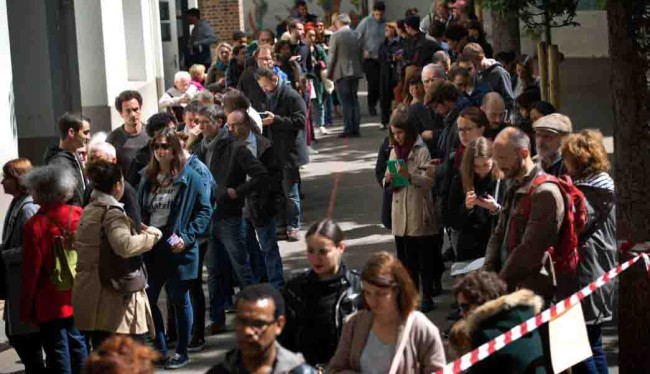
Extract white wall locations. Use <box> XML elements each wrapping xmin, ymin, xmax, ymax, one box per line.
<box><xmin>0</xmin><ymin>0</ymin><xmax>19</xmax><ymax>228</ymax></box>
<box><xmin>519</xmin><ymin>11</ymin><xmax>609</xmax><ymax>58</ymax></box>
<box><xmin>74</xmin><ymin>0</ymin><xmax>163</xmax><ymax>131</ymax></box>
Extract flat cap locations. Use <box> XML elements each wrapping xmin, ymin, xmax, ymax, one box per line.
<box><xmin>533</xmin><ymin>113</ymin><xmax>573</xmax><ymax>134</ymax></box>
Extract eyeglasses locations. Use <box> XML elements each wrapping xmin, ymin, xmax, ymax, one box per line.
<box><xmin>152</xmin><ymin>143</ymin><xmax>170</xmax><ymax>150</ymax></box>
<box><xmin>234</xmin><ymin>316</ymin><xmax>276</xmax><ymax>333</ymax></box>
<box><xmin>458</xmin><ymin>126</ymin><xmax>477</xmax><ymax>133</ymax></box>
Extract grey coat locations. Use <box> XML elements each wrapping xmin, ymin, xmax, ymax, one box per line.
<box><xmin>1</xmin><ymin>195</ymin><xmax>39</xmax><ymax>336</ymax></box>
<box><xmin>576</xmin><ymin>173</ymin><xmax>616</xmax><ymax>325</ymax></box>
<box><xmin>327</xmin><ymin>26</ymin><xmax>364</xmax><ymax>82</ymax></box>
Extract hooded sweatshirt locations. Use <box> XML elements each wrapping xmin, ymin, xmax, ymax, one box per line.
<box><xmin>43</xmin><ymin>146</ymin><xmax>86</xmax><ymax>206</ymax></box>
<box><xmin>478</xmin><ymin>59</ymin><xmax>515</xmax><ymax>110</ymax></box>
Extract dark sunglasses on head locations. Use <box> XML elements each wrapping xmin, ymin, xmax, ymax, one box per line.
<box><xmin>152</xmin><ymin>143</ymin><xmax>170</xmax><ymax>150</ymax></box>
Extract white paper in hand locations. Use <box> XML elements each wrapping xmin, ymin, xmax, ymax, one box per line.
<box><xmin>549</xmin><ymin>302</ymin><xmax>592</xmax><ymax>373</ymax></box>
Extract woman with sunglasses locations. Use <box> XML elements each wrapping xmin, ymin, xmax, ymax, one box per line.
<box><xmin>137</xmin><ymin>129</ymin><xmax>212</xmax><ymax>369</ymax></box>
<box><xmin>280</xmin><ymin>219</ymin><xmax>362</xmax><ymax>368</ymax></box>
<box><xmin>449</xmin><ymin>271</ymin><xmax>545</xmax><ymax>373</ymax></box>
<box><xmin>329</xmin><ymin>252</ymin><xmax>445</xmax><ymax>373</ymax></box>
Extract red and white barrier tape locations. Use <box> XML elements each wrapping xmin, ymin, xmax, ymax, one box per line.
<box><xmin>436</xmin><ymin>242</ymin><xmax>650</xmax><ymax>374</ymax></box>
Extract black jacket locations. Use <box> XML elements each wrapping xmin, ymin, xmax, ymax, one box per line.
<box><xmin>265</xmin><ymin>82</ymin><xmax>309</xmax><ymax>170</ymax></box>
<box><xmin>43</xmin><ymin>146</ymin><xmax>86</xmax><ymax>206</ymax></box>
<box><xmin>245</xmin><ymin>134</ymin><xmax>285</xmax><ymax>228</ymax></box>
<box><xmin>238</xmin><ymin>64</ymin><xmax>269</xmax><ymax>112</ymax></box>
<box><xmin>447</xmin><ymin>174</ymin><xmax>504</xmax><ymax>262</ymax></box>
<box><xmin>125</xmin><ymin>143</ymin><xmax>151</xmax><ymax>190</ymax></box>
<box><xmin>404</xmin><ymin>32</ymin><xmax>442</xmax><ymax>68</ymax></box>
<box><xmin>210</xmin><ymin>135</ymin><xmax>268</xmax><ymax>219</ymax></box>
<box><xmin>280</xmin><ymin>265</ymin><xmax>362</xmax><ymax>366</ymax></box>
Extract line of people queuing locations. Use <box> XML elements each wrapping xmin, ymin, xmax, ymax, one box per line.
<box><xmin>0</xmin><ymin>1</ymin><xmax>616</xmax><ymax>374</ymax></box>
<box><xmin>369</xmin><ymin>1</ymin><xmax>617</xmax><ymax>373</ymax></box>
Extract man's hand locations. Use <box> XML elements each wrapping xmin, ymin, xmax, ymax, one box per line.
<box><xmin>421</xmin><ymin>130</ymin><xmax>434</xmax><ymax>140</ymax></box>
<box><xmin>227</xmin><ymin>188</ymin><xmax>238</xmax><ymax>200</ymax></box>
<box><xmin>261</xmin><ymin>112</ymin><xmax>275</xmax><ymax>126</ymax></box>
<box><xmin>171</xmin><ymin>237</ymin><xmax>185</xmax><ymax>253</ymax></box>
<box><xmin>384</xmin><ymin>172</ymin><xmax>394</xmax><ymax>187</ymax></box>
<box><xmin>180</xmin><ymin>94</ymin><xmax>191</xmax><ymax>105</ymax></box>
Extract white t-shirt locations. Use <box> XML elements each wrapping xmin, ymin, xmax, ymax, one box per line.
<box><xmin>148</xmin><ymin>174</ymin><xmax>179</xmax><ymax>228</ymax></box>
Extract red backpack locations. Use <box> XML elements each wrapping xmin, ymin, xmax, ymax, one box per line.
<box><xmin>514</xmin><ymin>174</ymin><xmax>587</xmax><ymax>275</ymax></box>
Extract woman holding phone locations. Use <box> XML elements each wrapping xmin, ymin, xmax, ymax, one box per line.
<box><xmin>449</xmin><ymin>137</ymin><xmax>503</xmax><ymax>273</ymax></box>
<box><xmin>383</xmin><ymin>108</ymin><xmax>441</xmax><ymax>312</ymax></box>
<box><xmin>137</xmin><ymin>129</ymin><xmax>212</xmax><ymax>369</ymax></box>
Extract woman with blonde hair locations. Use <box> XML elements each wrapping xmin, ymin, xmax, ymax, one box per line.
<box><xmin>447</xmin><ymin>136</ymin><xmax>504</xmax><ymax>273</ymax></box>
<box><xmin>561</xmin><ymin>129</ymin><xmax>615</xmax><ymax>373</ymax></box>
<box><xmin>329</xmin><ymin>252</ymin><xmax>445</xmax><ymax>373</ymax></box>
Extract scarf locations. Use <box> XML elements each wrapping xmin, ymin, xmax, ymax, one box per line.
<box><xmin>394</xmin><ymin>142</ymin><xmax>413</xmax><ymax>162</ymax></box>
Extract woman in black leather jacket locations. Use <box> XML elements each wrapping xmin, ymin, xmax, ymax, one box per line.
<box><xmin>279</xmin><ymin>219</ymin><xmax>362</xmax><ymax>367</ymax></box>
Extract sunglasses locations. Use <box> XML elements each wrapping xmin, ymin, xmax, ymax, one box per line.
<box><xmin>152</xmin><ymin>143</ymin><xmax>170</xmax><ymax>150</ymax></box>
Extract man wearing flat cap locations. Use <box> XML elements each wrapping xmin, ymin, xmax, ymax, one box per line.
<box><xmin>532</xmin><ymin>113</ymin><xmax>573</xmax><ymax>177</ymax></box>
<box><xmin>403</xmin><ymin>15</ymin><xmax>442</xmax><ymax>68</ymax></box>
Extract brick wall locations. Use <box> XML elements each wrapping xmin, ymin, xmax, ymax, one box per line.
<box><xmin>199</xmin><ymin>0</ymin><xmax>244</xmax><ymax>43</ymax></box>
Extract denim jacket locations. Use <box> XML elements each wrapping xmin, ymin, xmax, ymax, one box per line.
<box><xmin>137</xmin><ymin>163</ymin><xmax>213</xmax><ymax>280</ymax></box>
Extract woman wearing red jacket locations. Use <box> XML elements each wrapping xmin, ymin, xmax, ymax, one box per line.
<box><xmin>20</xmin><ymin>165</ymin><xmax>88</xmax><ymax>373</ymax></box>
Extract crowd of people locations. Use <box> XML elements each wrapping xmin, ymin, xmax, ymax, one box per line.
<box><xmin>0</xmin><ymin>1</ymin><xmax>617</xmax><ymax>373</ymax></box>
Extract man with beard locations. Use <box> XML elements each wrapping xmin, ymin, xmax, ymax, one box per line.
<box><xmin>532</xmin><ymin>113</ymin><xmax>572</xmax><ymax>177</ymax></box>
<box><xmin>207</xmin><ymin>284</ymin><xmax>315</xmax><ymax>373</ymax></box>
<box><xmin>483</xmin><ymin>127</ymin><xmax>564</xmax><ymax>301</ymax></box>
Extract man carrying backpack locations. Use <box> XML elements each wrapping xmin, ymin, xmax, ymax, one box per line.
<box><xmin>484</xmin><ymin>127</ymin><xmax>567</xmax><ymax>301</ymax></box>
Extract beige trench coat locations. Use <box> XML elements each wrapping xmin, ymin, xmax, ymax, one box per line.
<box><xmin>387</xmin><ymin>138</ymin><xmax>438</xmax><ymax>237</ymax></box>
<box><xmin>72</xmin><ymin>191</ymin><xmax>162</xmax><ymax>335</ymax></box>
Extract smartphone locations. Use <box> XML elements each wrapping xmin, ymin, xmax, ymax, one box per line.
<box><xmin>479</xmin><ymin>192</ymin><xmax>490</xmax><ymax>200</ymax></box>
<box><xmin>259</xmin><ymin>112</ymin><xmax>269</xmax><ymax>119</ymax></box>
<box><xmin>167</xmin><ymin>233</ymin><xmax>181</xmax><ymax>246</ymax></box>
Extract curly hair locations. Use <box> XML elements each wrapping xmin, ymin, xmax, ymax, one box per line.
<box><xmin>362</xmin><ymin>251</ymin><xmax>420</xmax><ymax>316</ymax></box>
<box><xmin>453</xmin><ymin>271</ymin><xmax>507</xmax><ymax>307</ymax></box>
<box><xmin>83</xmin><ymin>335</ymin><xmax>159</xmax><ymax>374</ymax></box>
<box><xmin>561</xmin><ymin>129</ymin><xmax>610</xmax><ymax>179</ymax></box>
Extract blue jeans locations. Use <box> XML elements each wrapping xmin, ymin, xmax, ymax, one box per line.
<box><xmin>39</xmin><ymin>317</ymin><xmax>88</xmax><ymax>374</ymax></box>
<box><xmin>324</xmin><ymin>92</ymin><xmax>333</xmax><ymax>126</ymax></box>
<box><xmin>574</xmin><ymin>324</ymin><xmax>608</xmax><ymax>374</ymax></box>
<box><xmin>335</xmin><ymin>78</ymin><xmax>360</xmax><ymax>135</ymax></box>
<box><xmin>243</xmin><ymin>219</ymin><xmax>285</xmax><ymax>289</ymax></box>
<box><xmin>147</xmin><ymin>277</ymin><xmax>193</xmax><ymax>358</ymax></box>
<box><xmin>206</xmin><ymin>227</ymin><xmax>233</xmax><ymax>325</ymax></box>
<box><xmin>215</xmin><ymin>216</ymin><xmax>256</xmax><ymax>288</ymax></box>
<box><xmin>279</xmin><ymin>178</ymin><xmax>301</xmax><ymax>231</ymax></box>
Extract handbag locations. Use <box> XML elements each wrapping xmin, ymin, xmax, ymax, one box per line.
<box><xmin>98</xmin><ymin>204</ymin><xmax>147</xmax><ymax>295</ymax></box>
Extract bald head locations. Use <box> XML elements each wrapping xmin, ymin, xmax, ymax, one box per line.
<box><xmin>227</xmin><ymin>109</ymin><xmax>251</xmax><ymax>140</ymax></box>
<box><xmin>495</xmin><ymin>127</ymin><xmax>530</xmax><ymax>152</ymax></box>
<box><xmin>494</xmin><ymin>127</ymin><xmax>532</xmax><ymax>179</ymax></box>
<box><xmin>482</xmin><ymin>92</ymin><xmax>506</xmax><ymax>128</ymax></box>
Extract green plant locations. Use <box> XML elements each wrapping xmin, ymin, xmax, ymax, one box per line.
<box><xmin>483</xmin><ymin>0</ymin><xmax>580</xmax><ymax>43</ymax></box>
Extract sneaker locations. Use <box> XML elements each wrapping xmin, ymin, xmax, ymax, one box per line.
<box><xmin>165</xmin><ymin>353</ymin><xmax>189</xmax><ymax>370</ymax></box>
<box><xmin>287</xmin><ymin>230</ymin><xmax>300</xmax><ymax>242</ymax></box>
<box><xmin>319</xmin><ymin>126</ymin><xmax>329</xmax><ymax>135</ymax></box>
<box><xmin>188</xmin><ymin>337</ymin><xmax>205</xmax><ymax>352</ymax></box>
<box><xmin>308</xmin><ymin>146</ymin><xmax>319</xmax><ymax>155</ymax></box>
<box><xmin>379</xmin><ymin>123</ymin><xmax>387</xmax><ymax>130</ymax></box>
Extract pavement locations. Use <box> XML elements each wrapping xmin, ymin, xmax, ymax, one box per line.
<box><xmin>0</xmin><ymin>59</ymin><xmax>620</xmax><ymax>373</ymax></box>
